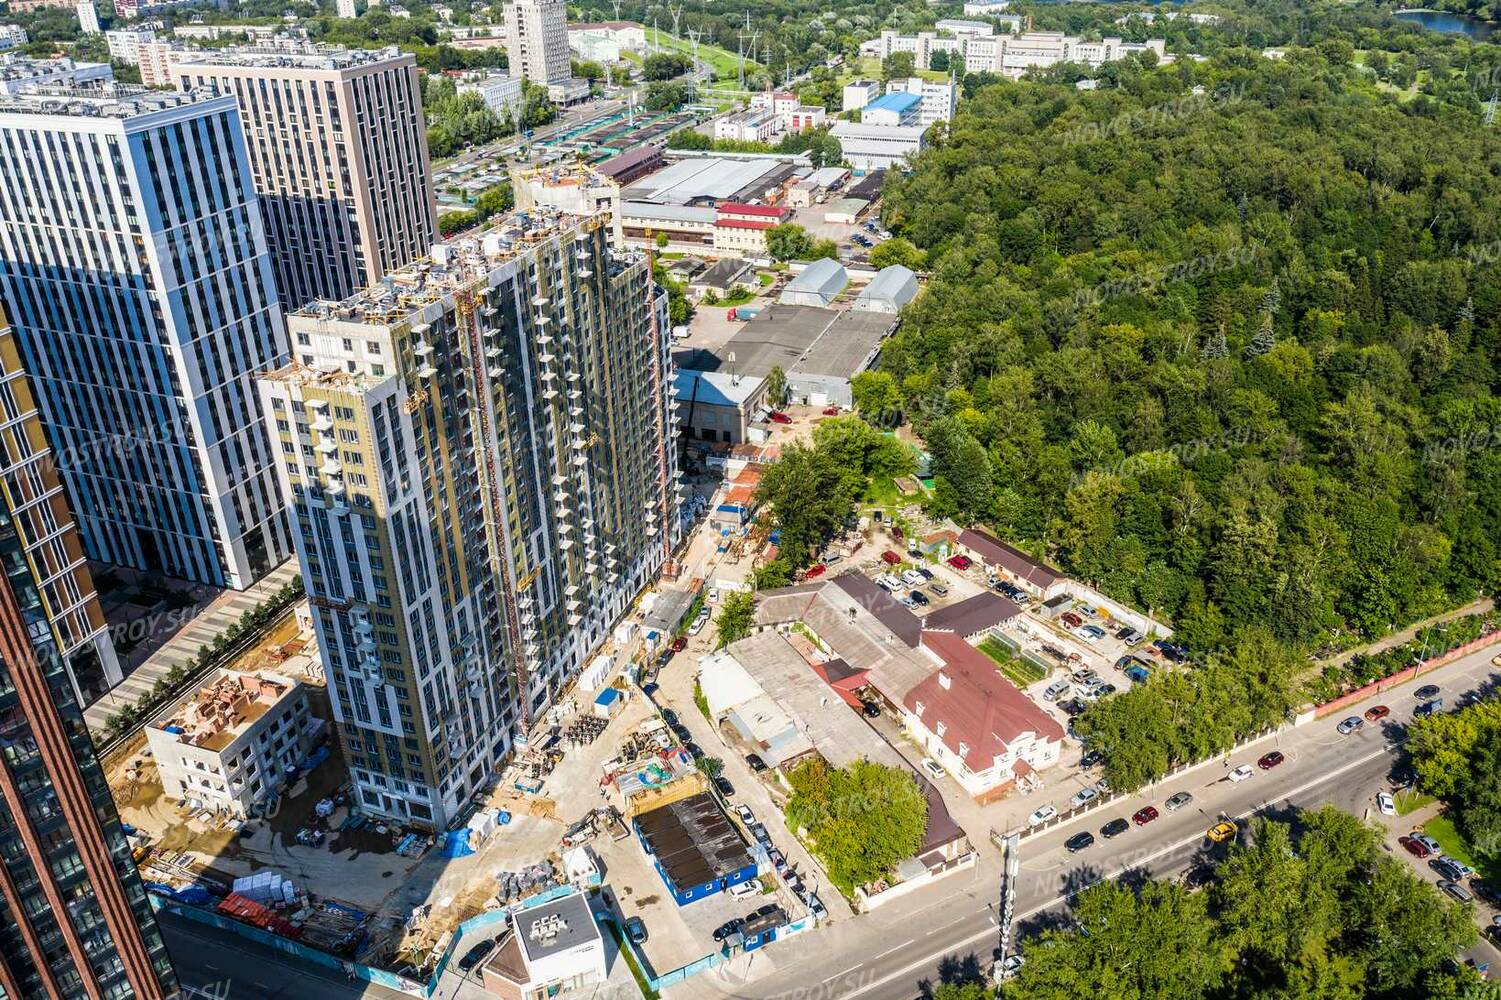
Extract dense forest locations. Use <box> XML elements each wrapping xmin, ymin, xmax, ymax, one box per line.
<box><xmin>877</xmin><ymin>27</ymin><xmax>1501</xmax><ymax>659</ymax></box>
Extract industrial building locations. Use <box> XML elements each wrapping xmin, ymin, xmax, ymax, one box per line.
<box><xmin>633</xmin><ymin>792</ymin><xmax>758</xmax><ymax>905</ymax></box>
<box><xmin>258</xmin><ymin>168</ymin><xmax>679</xmax><ymax>828</ymax></box>
<box><xmin>673</xmin><ymin>369</ymin><xmax>769</xmax><ymax>445</ymax></box>
<box><xmin>854</xmin><ymin>264</ymin><xmax>920</xmax><ymax>314</ymax></box>
<box><xmin>861</xmin><ymin>90</ymin><xmax>923</xmax><ymax>127</ymax></box>
<box><xmin>678</xmin><ymin>303</ymin><xmax>898</xmax><ymax>408</ymax></box>
<box><xmin>0</xmin><ymin>87</ymin><xmax>291</xmax><ymax>589</ymax></box>
<box><xmin>779</xmin><ymin>259</ymin><xmax>849</xmax><ymax>307</ymax></box>
<box><xmin>622</xmin><ymin>155</ymin><xmax>806</xmax><ymax>207</ymax></box>
<box><xmin>829</xmin><ymin>120</ymin><xmax>927</xmax><ymax>172</ymax></box>
<box><xmin>171</xmin><ymin>42</ymin><xmax>438</xmax><ymax>308</ymax></box>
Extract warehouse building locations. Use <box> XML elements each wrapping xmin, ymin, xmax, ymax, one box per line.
<box><xmin>634</xmin><ymin>792</ymin><xmax>758</xmax><ymax>905</ymax></box>
<box><xmin>854</xmin><ymin>264</ymin><xmax>920</xmax><ymax>314</ymax></box>
<box><xmin>622</xmin><ymin>154</ymin><xmax>807</xmax><ymax>207</ymax></box>
<box><xmin>779</xmin><ymin>258</ymin><xmax>849</xmax><ymax>307</ymax></box>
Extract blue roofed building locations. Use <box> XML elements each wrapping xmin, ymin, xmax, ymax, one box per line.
<box><xmin>673</xmin><ymin>369</ymin><xmax>770</xmax><ymax>445</ymax></box>
<box><xmin>861</xmin><ymin>90</ymin><xmax>923</xmax><ymax>126</ymax></box>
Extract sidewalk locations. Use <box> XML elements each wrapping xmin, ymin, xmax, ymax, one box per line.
<box><xmin>1318</xmin><ymin>597</ymin><xmax>1495</xmax><ymax>671</ymax></box>
<box><xmin>85</xmin><ymin>560</ymin><xmax>301</xmax><ymax>730</ymax></box>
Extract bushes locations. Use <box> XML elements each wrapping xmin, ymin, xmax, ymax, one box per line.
<box><xmin>1307</xmin><ymin>609</ymin><xmax>1501</xmax><ymax>703</ymax></box>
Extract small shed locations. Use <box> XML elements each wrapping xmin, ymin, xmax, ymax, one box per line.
<box><xmin>593</xmin><ymin>687</ymin><xmax>623</xmax><ymax>719</ymax></box>
<box><xmin>779</xmin><ymin>258</ymin><xmax>849</xmax><ymax>307</ymax></box>
<box><xmin>823</xmin><ymin>198</ymin><xmax>869</xmax><ymax>225</ymax></box>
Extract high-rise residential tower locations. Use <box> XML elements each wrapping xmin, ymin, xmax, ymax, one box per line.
<box><xmin>259</xmin><ymin>168</ymin><xmax>678</xmax><ymax>827</ymax></box>
<box><xmin>0</xmin><ymin>87</ymin><xmax>292</xmax><ymax>589</ymax></box>
<box><xmin>171</xmin><ymin>43</ymin><xmax>438</xmax><ymax>309</ymax></box>
<box><xmin>0</xmin><ymin>306</ymin><xmax>178</xmax><ymax>999</ymax></box>
<box><xmin>504</xmin><ymin>0</ymin><xmax>570</xmax><ymax>84</ymax></box>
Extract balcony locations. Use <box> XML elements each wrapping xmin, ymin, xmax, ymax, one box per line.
<box><xmin>312</xmin><ymin>414</ymin><xmax>334</xmax><ymax>432</ymax></box>
<box><xmin>320</xmin><ymin>458</ymin><xmax>342</xmax><ymax>476</ymax></box>
<box><xmin>317</xmin><ymin>438</ymin><xmax>338</xmax><ymax>454</ymax></box>
<box><xmin>413</xmin><ymin>340</ymin><xmax>434</xmax><ymax>358</ymax></box>
<box><xmin>417</xmin><ymin>364</ymin><xmax>437</xmax><ymax>379</ymax></box>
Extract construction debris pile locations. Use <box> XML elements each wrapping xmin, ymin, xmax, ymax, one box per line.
<box><xmin>495</xmin><ymin>859</ymin><xmax>563</xmax><ymax>906</ymax></box>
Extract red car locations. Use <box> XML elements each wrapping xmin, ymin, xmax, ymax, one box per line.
<box><xmin>1132</xmin><ymin>806</ymin><xmax>1159</xmax><ymax>826</ymax></box>
<box><xmin>1398</xmin><ymin>835</ymin><xmax>1431</xmax><ymax>859</ymax></box>
<box><xmin>769</xmin><ymin>411</ymin><xmax>792</xmax><ymax>424</ymax></box>
<box><xmin>669</xmin><ymin>636</ymin><xmax>687</xmax><ymax>652</ymax></box>
<box><xmin>1061</xmin><ymin>612</ymin><xmax>1084</xmax><ymax>628</ymax></box>
<box><xmin>947</xmin><ymin>555</ymin><xmax>972</xmax><ymax>570</ymax></box>
<box><xmin>881</xmin><ymin>551</ymin><xmax>903</xmax><ymax>566</ymax></box>
<box><xmin>821</xmin><ymin>407</ymin><xmax>839</xmax><ymax>416</ymax></box>
<box><xmin>804</xmin><ymin>563</ymin><xmax>827</xmax><ymax>579</ymax></box>
<box><xmin>1364</xmin><ymin>705</ymin><xmax>1391</xmax><ymax>722</ymax></box>
<box><xmin>1257</xmin><ymin>751</ymin><xmax>1285</xmax><ymax>770</ymax></box>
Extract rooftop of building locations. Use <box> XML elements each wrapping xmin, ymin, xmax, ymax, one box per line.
<box><xmin>149</xmin><ymin>667</ymin><xmax>301</xmax><ymax>753</ymax></box>
<box><xmin>677</xmin><ymin>303</ymin><xmax>896</xmax><ymax>382</ymax></box>
<box><xmin>512</xmin><ymin>891</ymin><xmax>601</xmax><ymax>964</ymax></box>
<box><xmin>864</xmin><ymin>90</ymin><xmax>923</xmax><ymax>115</ymax></box>
<box><xmin>622</xmin><ymin>155</ymin><xmax>804</xmax><ymax>207</ymax></box>
<box><xmin>920</xmin><ymin>591</ymin><xmax>1020</xmax><ymax>636</ymax></box>
<box><xmin>855</xmin><ymin>264</ymin><xmax>920</xmax><ymax>307</ymax></box>
<box><xmin>673</xmin><ymin>368</ymin><xmax>764</xmax><ymax>409</ymax></box>
<box><xmin>0</xmin><ymin>53</ymin><xmax>107</xmax><ymax>82</ymax></box>
<box><xmin>0</xmin><ymin>84</ymin><xmax>222</xmax><ymax>119</ymax></box>
<box><xmin>958</xmin><ymin>528</ymin><xmax>1065</xmax><ymax>589</ymax></box>
<box><xmin>170</xmin><ymin>41</ymin><xmax>409</xmax><ymax>70</ymax></box>
<box><xmin>634</xmin><ymin>791</ymin><xmax>754</xmax><ymax>891</ymax></box>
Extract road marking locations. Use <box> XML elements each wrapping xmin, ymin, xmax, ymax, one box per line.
<box><xmin>841</xmin><ymin>739</ymin><xmax>1400</xmax><ymax>1000</ymax></box>
<box><xmin>821</xmin><ymin>964</ymin><xmax>860</xmax><ymax>984</ymax></box>
<box><xmin>872</xmin><ymin>939</ymin><xmax>915</xmax><ymax>960</ymax></box>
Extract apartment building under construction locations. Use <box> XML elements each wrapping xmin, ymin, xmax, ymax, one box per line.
<box><xmin>258</xmin><ymin>179</ymin><xmax>678</xmax><ymax>826</ymax></box>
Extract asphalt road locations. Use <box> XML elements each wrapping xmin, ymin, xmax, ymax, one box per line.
<box><xmin>696</xmin><ymin>641</ymin><xmax>1501</xmax><ymax>1000</ymax></box>
<box><xmin>159</xmin><ymin>910</ymin><xmax>408</xmax><ymax>1000</ymax></box>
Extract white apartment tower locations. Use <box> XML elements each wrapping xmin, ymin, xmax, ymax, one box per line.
<box><xmin>77</xmin><ymin>1</ymin><xmax>101</xmax><ymax>35</ymax></box>
<box><xmin>0</xmin><ymin>88</ymin><xmax>292</xmax><ymax>588</ymax></box>
<box><xmin>504</xmin><ymin>0</ymin><xmax>570</xmax><ymax>84</ymax></box>
<box><xmin>258</xmin><ymin>167</ymin><xmax>679</xmax><ymax>827</ymax></box>
<box><xmin>171</xmin><ymin>43</ymin><xmax>438</xmax><ymax>309</ymax></box>
<box><xmin>336</xmin><ymin>0</ymin><xmax>357</xmax><ymax>17</ymax></box>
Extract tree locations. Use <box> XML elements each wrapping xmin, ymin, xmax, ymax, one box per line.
<box><xmin>643</xmin><ymin>80</ymin><xmax>694</xmax><ymax>112</ymax></box>
<box><xmin>868</xmin><ymin>238</ymin><xmax>925</xmax><ymax>272</ymax></box>
<box><xmin>643</xmin><ymin>52</ymin><xmax>692</xmax><ymax>81</ymax></box>
<box><xmin>571</xmin><ymin>59</ymin><xmax>605</xmax><ymax>82</ymax></box>
<box><xmin>766</xmin><ymin>365</ymin><xmax>788</xmax><ymax>407</ymax></box>
<box><xmin>929</xmin><ymin>49</ymin><xmax>949</xmax><ymax>73</ymax></box>
<box><xmin>713</xmin><ymin>592</ymin><xmax>756</xmax><ymax>649</ymax></box>
<box><xmin>785</xmin><ymin>758</ymin><xmax>926</xmax><ymax>896</ymax></box>
<box><xmin>765</xmin><ymin>223</ymin><xmax>815</xmax><ymax>261</ymax></box>
<box><xmin>882</xmin><ymin>52</ymin><xmax>915</xmax><ymax>81</ymax></box>
<box><xmin>851</xmin><ymin>371</ymin><xmax>903</xmax><ymax>424</ymax></box>
<box><xmin>754</xmin><ymin>441</ymin><xmax>859</xmax><ymax>568</ymax></box>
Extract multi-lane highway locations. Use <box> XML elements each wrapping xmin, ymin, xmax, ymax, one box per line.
<box><xmin>695</xmin><ymin>640</ymin><xmax>1501</xmax><ymax>1000</ymax></box>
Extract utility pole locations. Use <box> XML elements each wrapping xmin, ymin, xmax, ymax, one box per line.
<box><xmin>737</xmin><ymin>12</ymin><xmax>748</xmax><ymax>90</ymax></box>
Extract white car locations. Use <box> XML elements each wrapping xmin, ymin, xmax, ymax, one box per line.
<box><xmin>921</xmin><ymin>758</ymin><xmax>944</xmax><ymax>780</ymax></box>
<box><xmin>998</xmin><ymin>955</ymin><xmax>1024</xmax><ymax>979</ymax></box>
<box><xmin>1376</xmin><ymin>791</ymin><xmax>1396</xmax><ymax>816</ymax></box>
<box><xmin>728</xmin><ymin>880</ymin><xmax>760</xmax><ymax>899</ymax></box>
<box><xmin>1073</xmin><ymin>625</ymin><xmax>1104</xmax><ymax>644</ymax></box>
<box><xmin>735</xmin><ymin>804</ymin><xmax>755</xmax><ymax>824</ymax></box>
<box><xmin>1228</xmin><ymin>764</ymin><xmax>1254</xmax><ymax>783</ymax></box>
<box><xmin>877</xmin><ymin>574</ymin><xmax>905</xmax><ymax>592</ymax></box>
<box><xmin>688</xmin><ymin>614</ymin><xmax>708</xmax><ymax>636</ymax></box>
<box><xmin>707</xmin><ymin>588</ymin><xmax>720</xmax><ymax>603</ymax></box>
<box><xmin>1027</xmin><ymin>805</ymin><xmax>1057</xmax><ymax>827</ymax></box>
<box><xmin>901</xmin><ymin>569</ymin><xmax>926</xmax><ymax>587</ymax></box>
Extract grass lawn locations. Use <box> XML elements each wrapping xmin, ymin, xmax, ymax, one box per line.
<box><xmin>1395</xmin><ymin>789</ymin><xmax>1435</xmax><ymax>816</ymax></box>
<box><xmin>1422</xmin><ymin>815</ymin><xmax>1480</xmax><ymax>869</ymax></box>
<box><xmin>644</xmin><ymin>27</ymin><xmax>759</xmax><ymax>81</ymax></box>
<box><xmin>978</xmin><ymin>637</ymin><xmax>1047</xmax><ymax>687</ymax></box>
<box><xmin>603</xmin><ymin>920</ymin><xmax>660</xmax><ymax>1000</ymax></box>
<box><xmin>863</xmin><ymin>475</ymin><xmax>906</xmax><ymax>510</ymax></box>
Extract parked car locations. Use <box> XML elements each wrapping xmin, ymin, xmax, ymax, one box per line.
<box><xmin>728</xmin><ymin>880</ymin><xmax>760</xmax><ymax>899</ymax></box>
<box><xmin>625</xmin><ymin>917</ymin><xmax>648</xmax><ymax>944</ymax></box>
<box><xmin>908</xmin><ymin>590</ymin><xmax>930</xmax><ymax>607</ymax></box>
<box><xmin>1206</xmin><ymin>821</ymin><xmax>1238</xmax><ymax>844</ymax></box>
<box><xmin>1410</xmin><ymin>832</ymin><xmax>1443</xmax><ymax>855</ymax></box>
<box><xmin>930</xmin><ymin>583</ymin><xmax>950</xmax><ymax>597</ymax></box>
<box><xmin>1043</xmin><ymin>680</ymin><xmax>1072</xmax><ymax>702</ymax></box>
<box><xmin>1119</xmin><ymin>628</ymin><xmax>1146</xmax><ymax>645</ymax></box>
<box><xmin>1414</xmin><ymin>699</ymin><xmax>1444</xmax><ymax>718</ymax></box>
<box><xmin>745</xmin><ymin>753</ymin><xmax>768</xmax><ymax>773</ymax></box>
<box><xmin>901</xmin><ymin>569</ymin><xmax>925</xmax><ymax>587</ymax></box>
<box><xmin>1416</xmin><ymin>684</ymin><xmax>1441</xmax><ymax>701</ymax></box>
<box><xmin>998</xmin><ymin>955</ymin><xmax>1024</xmax><ymax>979</ymax></box>
<box><xmin>1470</xmin><ymin>879</ymin><xmax>1501</xmax><ymax>906</ymax></box>
<box><xmin>1228</xmin><ymin>764</ymin><xmax>1254</xmax><ymax>782</ymax></box>
<box><xmin>715</xmin><ymin>776</ymin><xmax>735</xmax><ymax>797</ymax></box>
<box><xmin>1364</xmin><ymin>705</ymin><xmax>1391</xmax><ymax>722</ymax></box>
<box><xmin>915</xmin><ymin>567</ymin><xmax>934</xmax><ymax>580</ymax></box>
<box><xmin>769</xmin><ymin>411</ymin><xmax>792</xmax><ymax>424</ymax></box>
<box><xmin>1065</xmin><ymin>831</ymin><xmax>1096</xmax><ymax>853</ymax></box>
<box><xmin>1376</xmin><ymin>791</ymin><xmax>1396</xmax><ymax>816</ymax></box>
<box><xmin>1132</xmin><ymin>806</ymin><xmax>1160</xmax><ymax>826</ymax></box>
<box><xmin>947</xmin><ymin>555</ymin><xmax>972</xmax><ymax>570</ymax></box>
<box><xmin>821</xmin><ymin>406</ymin><xmax>839</xmax><ymax>416</ymax></box>
<box><xmin>1061</xmin><ymin>612</ymin><xmax>1084</xmax><ymax>628</ymax></box>
<box><xmin>876</xmin><ymin>573</ymin><xmax>904</xmax><ymax>592</ymax></box>
<box><xmin>1336</xmin><ymin>716</ymin><xmax>1364</xmax><ymax>735</ymax></box>
<box><xmin>1439</xmin><ymin>880</ymin><xmax>1474</xmax><ymax>903</ymax></box>
<box><xmin>1075</xmin><ymin>625</ymin><xmax>1106</xmax><ymax>643</ymax></box>
<box><xmin>688</xmin><ymin>614</ymin><xmax>708</xmax><ymax>636</ymax></box>
<box><xmin>1101</xmin><ymin>817</ymin><xmax>1130</xmax><ymax>838</ymax></box>
<box><xmin>1399</xmin><ymin>836</ymin><xmax>1431</xmax><ymax>859</ymax></box>
<box><xmin>881</xmin><ymin>550</ymin><xmax>903</xmax><ymax>566</ymax></box>
<box><xmin>1070</xmin><ymin>787</ymin><xmax>1100</xmax><ymax>808</ymax></box>
<box><xmin>1124</xmin><ymin>664</ymin><xmax>1151</xmax><ymax>684</ymax></box>
<box><xmin>458</xmin><ymin>938</ymin><xmax>496</xmax><ymax>973</ymax></box>
<box><xmin>921</xmin><ymin>758</ymin><xmax>944</xmax><ymax>780</ymax></box>
<box><xmin>861</xmin><ymin>700</ymin><xmax>881</xmax><ymax>718</ymax></box>
<box><xmin>1165</xmin><ymin>791</ymin><xmax>1194</xmax><ymax>811</ymax></box>
<box><xmin>804</xmin><ymin>563</ymin><xmax>827</xmax><ymax>579</ymax></box>
<box><xmin>1258</xmin><ymin>751</ymin><xmax>1285</xmax><ymax>770</ymax></box>
<box><xmin>669</xmin><ymin>635</ymin><xmax>688</xmax><ymax>652</ymax></box>
<box><xmin>1432</xmin><ymin>858</ymin><xmax>1474</xmax><ymax>881</ymax></box>
<box><xmin>1058</xmin><ymin>698</ymin><xmax>1087</xmax><ymax>717</ymax></box>
<box><xmin>1080</xmin><ymin>749</ymin><xmax>1104</xmax><ymax>768</ymax></box>
<box><xmin>807</xmin><ymin>894</ymin><xmax>828</xmax><ymax>921</ymax></box>
<box><xmin>1027</xmin><ymin>805</ymin><xmax>1058</xmax><ymax>827</ymax></box>
<box><xmin>713</xmin><ymin>917</ymin><xmax>745</xmax><ymax>941</ymax></box>
<box><xmin>707</xmin><ymin>588</ymin><xmax>720</xmax><ymax>603</ymax></box>
<box><xmin>768</xmin><ymin>849</ymin><xmax>787</xmax><ymax>874</ymax></box>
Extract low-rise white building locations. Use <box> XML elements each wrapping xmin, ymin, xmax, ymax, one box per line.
<box><xmin>567</xmin><ymin>21</ymin><xmax>646</xmax><ymax>62</ymax></box>
<box><xmin>479</xmin><ymin>890</ymin><xmax>608</xmax><ymax>1000</ymax></box>
<box><xmin>146</xmin><ymin>669</ymin><xmax>318</xmax><ymax>818</ymax></box>
<box><xmin>842</xmin><ymin>79</ymin><xmax>881</xmax><ymax>112</ymax></box>
<box><xmin>458</xmin><ymin>72</ymin><xmax>524</xmax><ymax>118</ymax></box>
<box><xmin>715</xmin><ymin>107</ymin><xmax>780</xmax><ymax>143</ymax></box>
<box><xmin>0</xmin><ymin>25</ymin><xmax>28</xmax><ymax>51</ymax></box>
<box><xmin>963</xmin><ymin>0</ymin><xmax>1010</xmax><ymax>14</ymax></box>
<box><xmin>830</xmin><ymin>119</ymin><xmax>926</xmax><ymax>172</ymax></box>
<box><xmin>886</xmin><ymin>77</ymin><xmax>958</xmax><ymax>127</ymax></box>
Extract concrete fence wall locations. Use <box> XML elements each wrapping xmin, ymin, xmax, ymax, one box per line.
<box><xmin>1312</xmin><ymin>633</ymin><xmax>1501</xmax><ymax>720</ymax></box>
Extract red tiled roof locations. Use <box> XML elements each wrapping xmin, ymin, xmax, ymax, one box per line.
<box><xmin>715</xmin><ymin>218</ymin><xmax>777</xmax><ymax>231</ymax></box>
<box><xmin>717</xmin><ymin>202</ymin><xmax>788</xmax><ymax>218</ymax></box>
<box><xmin>904</xmin><ymin>631</ymin><xmax>1065</xmax><ymax>770</ymax></box>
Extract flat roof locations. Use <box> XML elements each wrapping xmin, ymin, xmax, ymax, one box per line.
<box><xmin>635</xmin><ymin>792</ymin><xmax>754</xmax><ymax>892</ymax></box>
<box><xmin>513</xmin><ymin>891</ymin><xmax>600</xmax><ymax>964</ymax></box>
<box><xmin>673</xmin><ymin>369</ymin><xmax>764</xmax><ymax>408</ymax></box>
<box><xmin>864</xmin><ymin>91</ymin><xmax>923</xmax><ymax>114</ymax></box>
<box><xmin>170</xmin><ymin>42</ymin><xmax>410</xmax><ymax>71</ymax></box>
<box><xmin>622</xmin><ymin>156</ymin><xmax>794</xmax><ymax>206</ymax></box>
